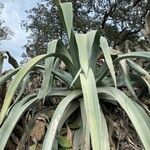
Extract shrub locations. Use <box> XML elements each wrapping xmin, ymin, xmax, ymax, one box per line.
<box><xmin>0</xmin><ymin>1</ymin><xmax>150</xmax><ymax>150</ymax></box>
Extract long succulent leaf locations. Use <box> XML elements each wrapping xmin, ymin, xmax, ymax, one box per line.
<box><xmin>118</xmin><ymin>52</ymin><xmax>150</xmax><ymax>60</ymax></box>
<box><xmin>76</xmin><ymin>31</ymin><xmax>109</xmax><ymax>149</ymax></box>
<box><xmin>58</xmin><ymin>101</ymin><xmax>79</xmax><ymax>132</ymax></box>
<box><xmin>48</xmin><ymin>90</ymin><xmax>72</xmax><ymax>97</ymax></box>
<box><xmin>69</xmin><ymin>68</ymin><xmax>81</xmax><ymax>88</ymax></box>
<box><xmin>127</xmin><ymin>59</ymin><xmax>150</xmax><ymax>81</ymax></box>
<box><xmin>42</xmin><ymin>90</ymin><xmax>81</xmax><ymax>150</ymax></box>
<box><xmin>73</xmin><ymin>98</ymin><xmax>90</xmax><ymax>150</ymax></box>
<box><xmin>87</xmin><ymin>30</ymin><xmax>97</xmax><ymax>58</ymax></box>
<box><xmin>69</xmin><ymin>32</ymin><xmax>80</xmax><ymax>69</ymax></box>
<box><xmin>79</xmin><ymin>98</ymin><xmax>90</xmax><ymax>150</ymax></box>
<box><xmin>89</xmin><ymin>31</ymin><xmax>101</xmax><ymax>74</ymax></box>
<box><xmin>14</xmin><ymin>74</ymin><xmax>30</xmax><ymax>103</ymax></box>
<box><xmin>52</xmin><ymin>69</ymin><xmax>72</xmax><ymax>86</ymax></box>
<box><xmin>39</xmin><ymin>40</ymin><xmax>58</xmax><ymax>97</ymax></box>
<box><xmin>0</xmin><ymin>68</ymin><xmax>19</xmax><ymax>85</ymax></box>
<box><xmin>54</xmin><ymin>101</ymin><xmax>79</xmax><ymax>149</ymax></box>
<box><xmin>80</xmin><ymin>68</ymin><xmax>110</xmax><ymax>150</ymax></box>
<box><xmin>100</xmin><ymin>36</ymin><xmax>116</xmax><ymax>87</ymax></box>
<box><xmin>96</xmin><ymin>52</ymin><xmax>150</xmax><ymax>85</ymax></box>
<box><xmin>75</xmin><ymin>34</ymin><xmax>89</xmax><ymax>75</ymax></box>
<box><xmin>127</xmin><ymin>59</ymin><xmax>150</xmax><ymax>78</ymax></box>
<box><xmin>56</xmin><ymin>40</ymin><xmax>77</xmax><ymax>77</ymax></box>
<box><xmin>120</xmin><ymin>59</ymin><xmax>138</xmax><ymax>100</ymax></box>
<box><xmin>127</xmin><ymin>59</ymin><xmax>150</xmax><ymax>93</ymax></box>
<box><xmin>59</xmin><ymin>2</ymin><xmax>73</xmax><ymax>39</ymax></box>
<box><xmin>0</xmin><ymin>52</ymin><xmax>74</xmax><ymax>125</ymax></box>
<box><xmin>0</xmin><ymin>94</ymin><xmax>37</xmax><ymax>149</ymax></box>
<box><xmin>97</xmin><ymin>87</ymin><xmax>150</xmax><ymax>150</ymax></box>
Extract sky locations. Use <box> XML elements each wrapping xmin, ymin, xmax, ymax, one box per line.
<box><xmin>0</xmin><ymin>0</ymin><xmax>41</xmax><ymax>70</ymax></box>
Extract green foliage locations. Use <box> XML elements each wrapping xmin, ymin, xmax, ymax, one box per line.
<box><xmin>22</xmin><ymin>0</ymin><xmax>150</xmax><ymax>57</ymax></box>
<box><xmin>0</xmin><ymin>2</ymin><xmax>13</xmax><ymax>41</ymax></box>
<box><xmin>0</xmin><ymin>1</ymin><xmax>150</xmax><ymax>150</ymax></box>
<box><xmin>57</xmin><ymin>135</ymin><xmax>72</xmax><ymax>149</ymax></box>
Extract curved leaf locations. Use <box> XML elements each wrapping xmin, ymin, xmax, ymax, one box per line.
<box><xmin>80</xmin><ymin>68</ymin><xmax>110</xmax><ymax>150</ymax></box>
<box><xmin>100</xmin><ymin>36</ymin><xmax>116</xmax><ymax>87</ymax></box>
<box><xmin>57</xmin><ymin>135</ymin><xmax>72</xmax><ymax>148</ymax></box>
<box><xmin>0</xmin><ymin>94</ymin><xmax>37</xmax><ymax>149</ymax></box>
<box><xmin>127</xmin><ymin>59</ymin><xmax>150</xmax><ymax>94</ymax></box>
<box><xmin>118</xmin><ymin>52</ymin><xmax>150</xmax><ymax>61</ymax></box>
<box><xmin>39</xmin><ymin>40</ymin><xmax>58</xmax><ymax>97</ymax></box>
<box><xmin>97</xmin><ymin>87</ymin><xmax>150</xmax><ymax>150</ymax></box>
<box><xmin>96</xmin><ymin>51</ymin><xmax>150</xmax><ymax>85</ymax></box>
<box><xmin>0</xmin><ymin>52</ymin><xmax>75</xmax><ymax>125</ymax></box>
<box><xmin>0</xmin><ymin>68</ymin><xmax>19</xmax><ymax>85</ymax></box>
<box><xmin>42</xmin><ymin>90</ymin><xmax>81</xmax><ymax>150</ymax></box>
<box><xmin>120</xmin><ymin>59</ymin><xmax>138</xmax><ymax>100</ymax></box>
<box><xmin>14</xmin><ymin>74</ymin><xmax>30</xmax><ymax>103</ymax></box>
<box><xmin>52</xmin><ymin>69</ymin><xmax>72</xmax><ymax>86</ymax></box>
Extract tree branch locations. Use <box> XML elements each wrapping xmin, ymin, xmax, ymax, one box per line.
<box><xmin>102</xmin><ymin>4</ymin><xmax>117</xmax><ymax>29</ymax></box>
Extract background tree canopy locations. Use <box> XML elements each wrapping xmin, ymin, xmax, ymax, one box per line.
<box><xmin>0</xmin><ymin>2</ymin><xmax>13</xmax><ymax>41</ymax></box>
<box><xmin>22</xmin><ymin>0</ymin><xmax>150</xmax><ymax>57</ymax></box>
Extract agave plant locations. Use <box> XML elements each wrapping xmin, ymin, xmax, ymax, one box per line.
<box><xmin>0</xmin><ymin>1</ymin><xmax>150</xmax><ymax>150</ymax></box>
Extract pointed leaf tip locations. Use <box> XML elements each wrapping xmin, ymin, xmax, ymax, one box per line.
<box><xmin>100</xmin><ymin>36</ymin><xmax>117</xmax><ymax>88</ymax></box>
